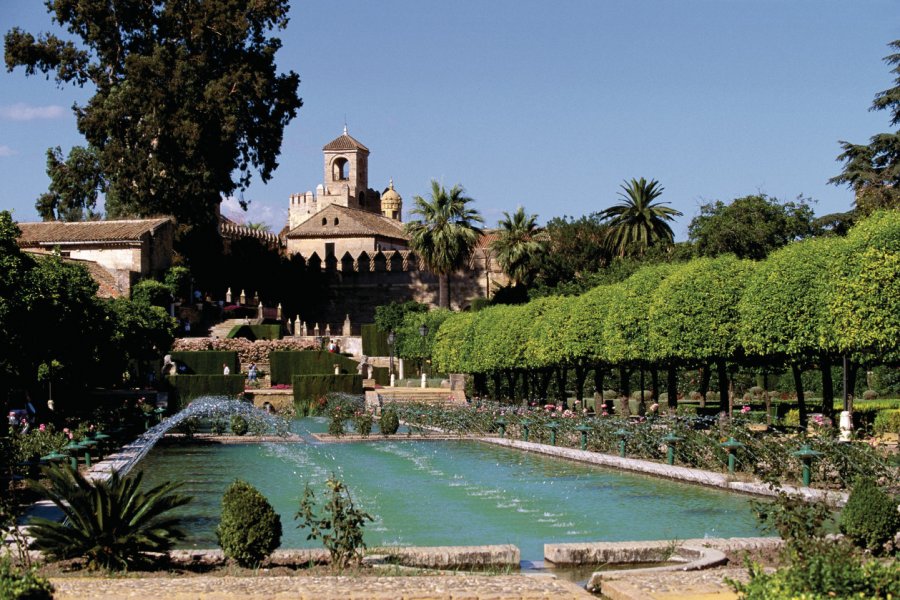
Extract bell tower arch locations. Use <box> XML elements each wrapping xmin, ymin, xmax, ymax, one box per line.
<box><xmin>323</xmin><ymin>126</ymin><xmax>369</xmax><ymax>208</ymax></box>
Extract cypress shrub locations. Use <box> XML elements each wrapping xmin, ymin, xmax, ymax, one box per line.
<box><xmin>216</xmin><ymin>480</ymin><xmax>282</xmax><ymax>567</ymax></box>
<box><xmin>292</xmin><ymin>374</ymin><xmax>363</xmax><ymax>405</ymax></box>
<box><xmin>168</xmin><ymin>375</ymin><xmax>245</xmax><ymax>408</ymax></box>
<box><xmin>380</xmin><ymin>407</ymin><xmax>400</xmax><ymax>435</ymax></box>
<box><xmin>839</xmin><ymin>478</ymin><xmax>900</xmax><ymax>555</ymax></box>
<box><xmin>361</xmin><ymin>324</ymin><xmax>390</xmax><ymax>356</ymax></box>
<box><xmin>170</xmin><ymin>351</ymin><xmax>238</xmax><ymax>375</ymax></box>
<box><xmin>270</xmin><ymin>351</ymin><xmax>360</xmax><ymax>385</ymax></box>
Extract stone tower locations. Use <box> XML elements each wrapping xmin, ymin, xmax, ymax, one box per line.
<box><xmin>323</xmin><ymin>125</ymin><xmax>369</xmax><ymax>209</ymax></box>
<box><xmin>381</xmin><ymin>178</ymin><xmax>402</xmax><ymax>221</ymax></box>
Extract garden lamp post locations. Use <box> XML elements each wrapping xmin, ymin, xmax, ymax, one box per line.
<box><xmin>40</xmin><ymin>450</ymin><xmax>67</xmax><ymax>468</ymax></box>
<box><xmin>63</xmin><ymin>440</ymin><xmax>85</xmax><ymax>470</ymax></box>
<box><xmin>495</xmin><ymin>417</ymin><xmax>507</xmax><ymax>438</ymax></box>
<box><xmin>719</xmin><ymin>437</ymin><xmax>744</xmax><ymax>474</ymax></box>
<box><xmin>613</xmin><ymin>428</ymin><xmax>631</xmax><ymax>458</ymax></box>
<box><xmin>547</xmin><ymin>421</ymin><xmax>560</xmax><ymax>446</ymax></box>
<box><xmin>792</xmin><ymin>445</ymin><xmax>823</xmax><ymax>487</ymax></box>
<box><xmin>576</xmin><ymin>423</ymin><xmax>592</xmax><ymax>451</ymax></box>
<box><xmin>662</xmin><ymin>432</ymin><xmax>683</xmax><ymax>466</ymax></box>
<box><xmin>521</xmin><ymin>418</ymin><xmax>532</xmax><ymax>442</ymax></box>
<box><xmin>154</xmin><ymin>407</ymin><xmax>166</xmax><ymax>423</ymax></box>
<box><xmin>387</xmin><ymin>331</ymin><xmax>396</xmax><ymax>385</ymax></box>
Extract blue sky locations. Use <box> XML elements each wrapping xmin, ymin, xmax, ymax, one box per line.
<box><xmin>1</xmin><ymin>1</ymin><xmax>897</xmax><ymax>239</ymax></box>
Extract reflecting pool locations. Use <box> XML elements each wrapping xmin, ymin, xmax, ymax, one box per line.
<box><xmin>139</xmin><ymin>417</ymin><xmax>764</xmax><ymax>560</ymax></box>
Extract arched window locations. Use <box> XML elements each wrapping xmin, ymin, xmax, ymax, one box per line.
<box><xmin>322</xmin><ymin>217</ymin><xmax>327</xmax><ymax>226</ymax></box>
<box><xmin>332</xmin><ymin>157</ymin><xmax>349</xmax><ymax>181</ymax></box>
<box><xmin>334</xmin><ymin>217</ymin><xmax>339</xmax><ymax>226</ymax></box>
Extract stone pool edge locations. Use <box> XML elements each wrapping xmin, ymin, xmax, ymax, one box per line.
<box><xmin>478</xmin><ymin>437</ymin><xmax>849</xmax><ymax>507</ymax></box>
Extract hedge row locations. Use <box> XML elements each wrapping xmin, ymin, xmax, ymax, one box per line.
<box><xmin>361</xmin><ymin>324</ymin><xmax>390</xmax><ymax>356</ymax></box>
<box><xmin>292</xmin><ymin>374</ymin><xmax>362</xmax><ymax>406</ymax></box>
<box><xmin>170</xmin><ymin>351</ymin><xmax>238</xmax><ymax>375</ymax></box>
<box><xmin>269</xmin><ymin>351</ymin><xmax>359</xmax><ymax>385</ymax></box>
<box><xmin>168</xmin><ymin>374</ymin><xmax>246</xmax><ymax>409</ymax></box>
<box><xmin>226</xmin><ymin>324</ymin><xmax>283</xmax><ymax>340</ymax></box>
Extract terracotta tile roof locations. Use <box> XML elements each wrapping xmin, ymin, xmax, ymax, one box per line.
<box><xmin>17</xmin><ymin>218</ymin><xmax>172</xmax><ymax>246</ymax></box>
<box><xmin>285</xmin><ymin>204</ymin><xmax>409</xmax><ymax>241</ymax></box>
<box><xmin>476</xmin><ymin>230</ymin><xmax>500</xmax><ymax>250</ymax></box>
<box><xmin>322</xmin><ymin>132</ymin><xmax>369</xmax><ymax>153</ymax></box>
<box><xmin>23</xmin><ymin>251</ymin><xmax>125</xmax><ymax>298</ymax></box>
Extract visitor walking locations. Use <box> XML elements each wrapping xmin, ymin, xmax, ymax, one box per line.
<box><xmin>248</xmin><ymin>362</ymin><xmax>257</xmax><ymax>383</ymax></box>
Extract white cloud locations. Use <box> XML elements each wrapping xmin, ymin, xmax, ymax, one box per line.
<box><xmin>0</xmin><ymin>145</ymin><xmax>15</xmax><ymax>157</ymax></box>
<box><xmin>0</xmin><ymin>103</ymin><xmax>66</xmax><ymax>121</ymax></box>
<box><xmin>220</xmin><ymin>196</ymin><xmax>283</xmax><ymax>231</ymax></box>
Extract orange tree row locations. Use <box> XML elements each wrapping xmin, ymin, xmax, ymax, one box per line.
<box><xmin>429</xmin><ymin>211</ymin><xmax>900</xmax><ymax>426</ymax></box>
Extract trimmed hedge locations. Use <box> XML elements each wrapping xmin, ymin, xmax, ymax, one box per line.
<box><xmin>168</xmin><ymin>374</ymin><xmax>246</xmax><ymax>408</ymax></box>
<box><xmin>170</xmin><ymin>351</ymin><xmax>238</xmax><ymax>375</ymax></box>
<box><xmin>269</xmin><ymin>351</ymin><xmax>359</xmax><ymax>385</ymax></box>
<box><xmin>292</xmin><ymin>374</ymin><xmax>363</xmax><ymax>407</ymax></box>
<box><xmin>226</xmin><ymin>324</ymin><xmax>282</xmax><ymax>340</ymax></box>
<box><xmin>361</xmin><ymin>324</ymin><xmax>391</xmax><ymax>357</ymax></box>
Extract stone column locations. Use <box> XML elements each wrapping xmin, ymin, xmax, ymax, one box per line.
<box><xmin>390</xmin><ymin>373</ymin><xmax>396</xmax><ymax>387</ymax></box>
<box><xmin>398</xmin><ymin>359</ymin><xmax>405</xmax><ymax>380</ymax></box>
<box><xmin>343</xmin><ymin>314</ymin><xmax>352</xmax><ymax>336</ymax></box>
<box><xmin>225</xmin><ymin>288</ymin><xmax>232</xmax><ymax>303</ymax></box>
<box><xmin>421</xmin><ymin>372</ymin><xmax>427</xmax><ymax>388</ymax></box>
<box><xmin>257</xmin><ymin>302</ymin><xmax>263</xmax><ymax>320</ymax></box>
<box><xmin>240</xmin><ymin>289</ymin><xmax>246</xmax><ymax>304</ymax></box>
<box><xmin>276</xmin><ymin>303</ymin><xmax>282</xmax><ymax>319</ymax></box>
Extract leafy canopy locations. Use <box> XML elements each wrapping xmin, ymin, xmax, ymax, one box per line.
<box><xmin>831</xmin><ymin>39</ymin><xmax>900</xmax><ymax>214</ymax></box>
<box><xmin>688</xmin><ymin>194</ymin><xmax>817</xmax><ymax>260</ymax></box>
<box><xmin>4</xmin><ymin>0</ymin><xmax>302</xmax><ymax>227</ymax></box>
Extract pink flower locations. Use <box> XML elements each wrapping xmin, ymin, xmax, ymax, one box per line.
<box><xmin>741</xmin><ymin>405</ymin><xmax>751</xmax><ymax>414</ymax></box>
<box><xmin>62</xmin><ymin>428</ymin><xmax>69</xmax><ymax>433</ymax></box>
<box><xmin>602</xmin><ymin>411</ymin><xmax>609</xmax><ymax>416</ymax></box>
<box><xmin>39</xmin><ymin>424</ymin><xmax>46</xmax><ymax>431</ymax></box>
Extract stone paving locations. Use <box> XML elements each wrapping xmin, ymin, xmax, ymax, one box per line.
<box><xmin>597</xmin><ymin>567</ymin><xmax>750</xmax><ymax>600</ymax></box>
<box><xmin>48</xmin><ymin>574</ymin><xmax>592</xmax><ymax>599</ymax></box>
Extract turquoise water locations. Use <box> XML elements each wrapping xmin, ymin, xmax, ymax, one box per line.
<box><xmin>139</xmin><ymin>417</ymin><xmax>764</xmax><ymax>560</ymax></box>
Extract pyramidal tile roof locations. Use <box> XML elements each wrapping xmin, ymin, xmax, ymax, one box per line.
<box><xmin>286</xmin><ymin>204</ymin><xmax>408</xmax><ymax>241</ymax></box>
<box><xmin>322</xmin><ymin>127</ymin><xmax>369</xmax><ymax>152</ymax></box>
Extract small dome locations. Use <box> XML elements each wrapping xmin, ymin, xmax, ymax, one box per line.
<box><xmin>381</xmin><ymin>178</ymin><xmax>402</xmax><ymax>205</ymax></box>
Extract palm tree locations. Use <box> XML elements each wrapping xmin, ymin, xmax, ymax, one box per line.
<box><xmin>490</xmin><ymin>206</ymin><xmax>549</xmax><ymax>287</ymax></box>
<box><xmin>28</xmin><ymin>465</ymin><xmax>191</xmax><ymax>570</ymax></box>
<box><xmin>405</xmin><ymin>181</ymin><xmax>483</xmax><ymax>308</ymax></box>
<box><xmin>598</xmin><ymin>178</ymin><xmax>683</xmax><ymax>257</ymax></box>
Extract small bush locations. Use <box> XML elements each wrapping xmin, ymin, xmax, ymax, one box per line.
<box><xmin>230</xmin><ymin>415</ymin><xmax>248</xmax><ymax>436</ymax></box>
<box><xmin>630</xmin><ymin>390</ymin><xmax>651</xmax><ymax>402</ymax></box>
<box><xmin>380</xmin><ymin>407</ymin><xmax>399</xmax><ymax>435</ymax></box>
<box><xmin>839</xmin><ymin>478</ymin><xmax>900</xmax><ymax>555</ymax></box>
<box><xmin>689</xmin><ymin>391</ymin><xmax>702</xmax><ymax>402</ymax></box>
<box><xmin>353</xmin><ymin>412</ymin><xmax>373</xmax><ymax>437</ymax></box>
<box><xmin>863</xmin><ymin>389</ymin><xmax>879</xmax><ymax>400</ymax></box>
<box><xmin>216</xmin><ymin>480</ymin><xmax>282</xmax><ymax>567</ymax></box>
<box><xmin>675</xmin><ymin>404</ymin><xmax>698</xmax><ymax>416</ymax></box>
<box><xmin>602</xmin><ymin>389</ymin><xmax>618</xmax><ymax>400</ymax></box>
<box><xmin>873</xmin><ymin>409</ymin><xmax>900</xmax><ymax>435</ymax></box>
<box><xmin>783</xmin><ymin>409</ymin><xmax>800</xmax><ymax>427</ymax></box>
<box><xmin>295</xmin><ymin>474</ymin><xmax>373</xmax><ymax>569</ymax></box>
<box><xmin>0</xmin><ymin>557</ymin><xmax>54</xmax><ymax>600</ymax></box>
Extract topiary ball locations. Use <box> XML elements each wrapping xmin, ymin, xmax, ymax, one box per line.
<box><xmin>839</xmin><ymin>477</ymin><xmax>900</xmax><ymax>555</ymax></box>
<box><xmin>216</xmin><ymin>480</ymin><xmax>282</xmax><ymax>567</ymax></box>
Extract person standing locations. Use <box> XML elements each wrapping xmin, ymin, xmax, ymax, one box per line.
<box><xmin>223</xmin><ymin>363</ymin><xmax>230</xmax><ymax>375</ymax></box>
<box><xmin>248</xmin><ymin>362</ymin><xmax>257</xmax><ymax>383</ymax></box>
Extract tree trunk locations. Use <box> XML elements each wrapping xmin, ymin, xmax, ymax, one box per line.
<box><xmin>521</xmin><ymin>370</ymin><xmax>530</xmax><ymax>403</ymax></box>
<box><xmin>491</xmin><ymin>372</ymin><xmax>502</xmax><ymax>401</ymax></box>
<box><xmin>820</xmin><ymin>354</ymin><xmax>834</xmax><ymax>417</ymax></box>
<box><xmin>717</xmin><ymin>360</ymin><xmax>728</xmax><ymax>411</ymax></box>
<box><xmin>574</xmin><ymin>363</ymin><xmax>587</xmax><ymax>406</ymax></box>
<box><xmin>619</xmin><ymin>365</ymin><xmax>630</xmax><ymax>398</ymax></box>
<box><xmin>593</xmin><ymin>365</ymin><xmax>604</xmax><ymax>397</ymax></box>
<box><xmin>556</xmin><ymin>367</ymin><xmax>568</xmax><ymax>405</ymax></box>
<box><xmin>699</xmin><ymin>364</ymin><xmax>711</xmax><ymax>407</ymax></box>
<box><xmin>538</xmin><ymin>369</ymin><xmax>552</xmax><ymax>401</ymax></box>
<box><xmin>651</xmin><ymin>367</ymin><xmax>659</xmax><ymax>402</ymax></box>
<box><xmin>506</xmin><ymin>370</ymin><xmax>517</xmax><ymax>402</ymax></box>
<box><xmin>792</xmin><ymin>363</ymin><xmax>808</xmax><ymax>428</ymax></box>
<box><xmin>639</xmin><ymin>367</ymin><xmax>646</xmax><ymax>413</ymax></box>
<box><xmin>438</xmin><ymin>273</ymin><xmax>450</xmax><ymax>309</ymax></box>
<box><xmin>848</xmin><ymin>361</ymin><xmax>860</xmax><ymax>407</ymax></box>
<box><xmin>666</xmin><ymin>365</ymin><xmax>678</xmax><ymax>413</ymax></box>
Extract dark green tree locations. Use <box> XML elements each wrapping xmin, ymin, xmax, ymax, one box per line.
<box><xmin>374</xmin><ymin>300</ymin><xmax>428</xmax><ymax>335</ymax></box>
<box><xmin>0</xmin><ymin>212</ymin><xmax>30</xmax><ymax>393</ymax></box>
<box><xmin>405</xmin><ymin>180</ymin><xmax>483</xmax><ymax>308</ymax></box>
<box><xmin>490</xmin><ymin>206</ymin><xmax>548</xmax><ymax>287</ymax></box>
<box><xmin>4</xmin><ymin>0</ymin><xmax>302</xmax><ymax>232</ymax></box>
<box><xmin>598</xmin><ymin>178</ymin><xmax>682</xmax><ymax>258</ymax></box>
<box><xmin>529</xmin><ymin>213</ymin><xmax>612</xmax><ymax>297</ymax></box>
<box><xmin>831</xmin><ymin>39</ymin><xmax>900</xmax><ymax>215</ymax></box>
<box><xmin>34</xmin><ymin>146</ymin><xmax>103</xmax><ymax>221</ymax></box>
<box><xmin>688</xmin><ymin>194</ymin><xmax>817</xmax><ymax>259</ymax></box>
